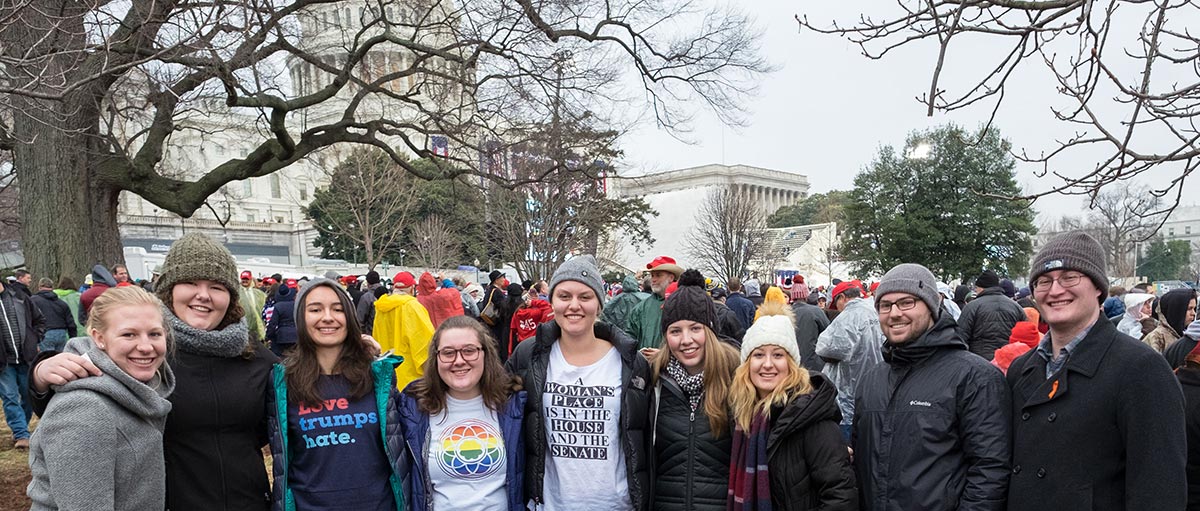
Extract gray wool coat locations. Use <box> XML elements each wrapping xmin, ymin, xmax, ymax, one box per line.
<box><xmin>27</xmin><ymin>336</ymin><xmax>176</xmax><ymax>511</ymax></box>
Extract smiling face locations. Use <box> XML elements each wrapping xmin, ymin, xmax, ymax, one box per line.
<box><xmin>1033</xmin><ymin>270</ymin><xmax>1102</xmax><ymax>335</ymax></box>
<box><xmin>877</xmin><ymin>292</ymin><xmax>934</xmax><ymax>344</ymax></box>
<box><xmin>551</xmin><ymin>280</ymin><xmax>600</xmax><ymax>338</ymax></box>
<box><xmin>665</xmin><ymin>320</ymin><xmax>707</xmax><ymax>374</ymax></box>
<box><xmin>748</xmin><ymin>345</ymin><xmax>792</xmax><ymax>397</ymax></box>
<box><xmin>170</xmin><ymin>280</ymin><xmax>232</xmax><ymax>331</ymax></box>
<box><xmin>92</xmin><ymin>304</ymin><xmax>168</xmax><ymax>382</ymax></box>
<box><xmin>112</xmin><ymin>266</ymin><xmax>129</xmax><ymax>283</ymax></box>
<box><xmin>303</xmin><ymin>286</ymin><xmax>347</xmax><ymax>349</ymax></box>
<box><xmin>436</xmin><ymin>327</ymin><xmax>485</xmax><ymax>400</ymax></box>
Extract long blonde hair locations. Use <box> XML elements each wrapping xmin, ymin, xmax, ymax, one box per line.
<box><xmin>728</xmin><ymin>349</ymin><xmax>812</xmax><ymax>432</ymax></box>
<box><xmin>651</xmin><ymin>326</ymin><xmax>740</xmax><ymax>437</ymax></box>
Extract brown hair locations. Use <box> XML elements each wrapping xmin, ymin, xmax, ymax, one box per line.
<box><xmin>408</xmin><ymin>315</ymin><xmax>521</xmax><ymax>415</ymax></box>
<box><xmin>86</xmin><ymin>287</ymin><xmax>174</xmax><ymax>357</ymax></box>
<box><xmin>57</xmin><ymin>276</ymin><xmax>78</xmax><ymax>291</ymax></box>
<box><xmin>651</xmin><ymin>326</ymin><xmax>739</xmax><ymax>437</ymax></box>
<box><xmin>284</xmin><ymin>281</ymin><xmax>373</xmax><ymax>408</ymax></box>
<box><xmin>728</xmin><ymin>348</ymin><xmax>813</xmax><ymax>432</ymax></box>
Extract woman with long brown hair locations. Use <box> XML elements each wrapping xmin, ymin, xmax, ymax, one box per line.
<box><xmin>649</xmin><ymin>270</ymin><xmax>740</xmax><ymax>511</ymax></box>
<box><xmin>265</xmin><ymin>277</ymin><xmax>404</xmax><ymax>510</ymax></box>
<box><xmin>396</xmin><ymin>315</ymin><xmax>526</xmax><ymax>510</ymax></box>
<box><xmin>727</xmin><ymin>302</ymin><xmax>856</xmax><ymax>511</ymax></box>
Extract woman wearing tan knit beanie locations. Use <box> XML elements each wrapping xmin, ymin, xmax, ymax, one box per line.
<box><xmin>28</xmin><ymin>233</ymin><xmax>278</xmax><ymax>510</ymax></box>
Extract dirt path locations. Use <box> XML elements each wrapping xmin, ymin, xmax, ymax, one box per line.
<box><xmin>0</xmin><ymin>422</ymin><xmax>32</xmax><ymax>511</ymax></box>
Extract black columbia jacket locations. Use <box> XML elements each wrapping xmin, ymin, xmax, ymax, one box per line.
<box><xmin>853</xmin><ymin>310</ymin><xmax>1011</xmax><ymax>511</ymax></box>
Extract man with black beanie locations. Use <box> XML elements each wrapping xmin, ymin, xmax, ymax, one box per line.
<box><xmin>355</xmin><ymin>270</ymin><xmax>383</xmax><ymax>333</ymax></box>
<box><xmin>957</xmin><ymin>269</ymin><xmax>1025</xmax><ymax>360</ymax></box>
<box><xmin>1006</xmin><ymin>231</ymin><xmax>1185</xmax><ymax>511</ymax></box>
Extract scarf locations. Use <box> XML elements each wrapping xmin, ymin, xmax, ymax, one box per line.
<box><xmin>665</xmin><ymin>357</ymin><xmax>704</xmax><ymax>411</ymax></box>
<box><xmin>165</xmin><ymin>306</ymin><xmax>250</xmax><ymax>358</ymax></box>
<box><xmin>728</xmin><ymin>412</ymin><xmax>772</xmax><ymax>511</ymax></box>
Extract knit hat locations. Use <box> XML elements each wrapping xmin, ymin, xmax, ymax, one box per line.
<box><xmin>1000</xmin><ymin>279</ymin><xmax>1016</xmax><ymax>298</ymax></box>
<box><xmin>366</xmin><ymin>270</ymin><xmax>381</xmax><ymax>285</ymax></box>
<box><xmin>740</xmin><ymin>301</ymin><xmax>800</xmax><ymax>362</ymax></box>
<box><xmin>975</xmin><ymin>270</ymin><xmax>1000</xmax><ymax>289</ymax></box>
<box><xmin>1009</xmin><ymin>321</ymin><xmax>1042</xmax><ymax>349</ymax></box>
<box><xmin>1028</xmin><ymin>231</ymin><xmax>1109</xmax><ymax>303</ymax></box>
<box><xmin>442</xmin><ymin>278</ymin><xmax>455</xmax><ymax>289</ymax></box>
<box><xmin>661</xmin><ymin>269</ymin><xmax>716</xmax><ymax>334</ymax></box>
<box><xmin>874</xmin><ymin>263</ymin><xmax>941</xmax><ymax>315</ymax></box>
<box><xmin>549</xmin><ymin>255</ymin><xmax>605</xmax><ymax>301</ymax></box>
<box><xmin>294</xmin><ymin>277</ymin><xmax>351</xmax><ymax>318</ymax></box>
<box><xmin>155</xmin><ymin>233</ymin><xmax>239</xmax><ymax>305</ymax></box>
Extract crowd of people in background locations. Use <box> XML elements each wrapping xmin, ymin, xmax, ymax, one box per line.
<box><xmin>4</xmin><ymin>229</ymin><xmax>1200</xmax><ymax>510</ymax></box>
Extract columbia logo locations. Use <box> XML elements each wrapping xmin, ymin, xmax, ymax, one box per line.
<box><xmin>909</xmin><ymin>400</ymin><xmax>932</xmax><ymax>407</ymax></box>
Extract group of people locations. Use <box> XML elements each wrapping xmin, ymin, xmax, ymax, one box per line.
<box><xmin>8</xmin><ymin>229</ymin><xmax>1198</xmax><ymax>510</ymax></box>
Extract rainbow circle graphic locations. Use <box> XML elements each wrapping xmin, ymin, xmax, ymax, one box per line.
<box><xmin>436</xmin><ymin>419</ymin><xmax>505</xmax><ymax>480</ymax></box>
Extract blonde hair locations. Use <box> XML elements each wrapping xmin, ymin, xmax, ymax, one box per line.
<box><xmin>651</xmin><ymin>327</ymin><xmax>740</xmax><ymax>437</ymax></box>
<box><xmin>728</xmin><ymin>348</ymin><xmax>812</xmax><ymax>432</ymax></box>
<box><xmin>86</xmin><ymin>286</ymin><xmax>174</xmax><ymax>356</ymax></box>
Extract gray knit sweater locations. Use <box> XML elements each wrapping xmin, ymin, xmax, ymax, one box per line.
<box><xmin>27</xmin><ymin>336</ymin><xmax>176</xmax><ymax>510</ymax></box>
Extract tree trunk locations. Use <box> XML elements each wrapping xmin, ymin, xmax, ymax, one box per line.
<box><xmin>4</xmin><ymin>2</ymin><xmax>124</xmax><ymax>282</ymax></box>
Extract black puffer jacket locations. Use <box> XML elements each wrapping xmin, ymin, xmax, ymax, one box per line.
<box><xmin>1177</xmin><ymin>363</ymin><xmax>1200</xmax><ymax>510</ymax></box>
<box><xmin>957</xmin><ymin>288</ymin><xmax>1025</xmax><ymax>360</ymax></box>
<box><xmin>853</xmin><ymin>310</ymin><xmax>1011</xmax><ymax>511</ymax></box>
<box><xmin>505</xmin><ymin>321</ymin><xmax>653</xmax><ymax>510</ymax></box>
<box><xmin>767</xmin><ymin>373</ymin><xmax>858</xmax><ymax>511</ymax></box>
<box><xmin>652</xmin><ymin>372</ymin><xmax>730</xmax><ymax>511</ymax></box>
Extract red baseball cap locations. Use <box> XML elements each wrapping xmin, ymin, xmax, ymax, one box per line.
<box><xmin>264</xmin><ymin>278</ymin><xmax>276</xmax><ymax>285</ymax></box>
<box><xmin>646</xmin><ymin>256</ymin><xmax>684</xmax><ymax>277</ymax></box>
<box><xmin>340</xmin><ymin>275</ymin><xmax>358</xmax><ymax>284</ymax></box>
<box><xmin>393</xmin><ymin>272</ymin><xmax>416</xmax><ymax>288</ymax></box>
<box><xmin>829</xmin><ymin>280</ymin><xmax>865</xmax><ymax>309</ymax></box>
<box><xmin>285</xmin><ymin>278</ymin><xmax>298</xmax><ymax>289</ymax></box>
<box><xmin>240</xmin><ymin>271</ymin><xmax>253</xmax><ymax>280</ymax></box>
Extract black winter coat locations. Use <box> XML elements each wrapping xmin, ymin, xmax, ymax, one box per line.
<box><xmin>793</xmin><ymin>302</ymin><xmax>831</xmax><ymax>372</ymax></box>
<box><xmin>1177</xmin><ymin>364</ymin><xmax>1200</xmax><ymax>510</ymax></box>
<box><xmin>1006</xmin><ymin>315</ymin><xmax>1186</xmax><ymax>511</ymax></box>
<box><xmin>505</xmin><ymin>320</ymin><xmax>653</xmax><ymax>511</ymax></box>
<box><xmin>713</xmin><ymin>301</ymin><xmax>745</xmax><ymax>345</ymax></box>
<box><xmin>0</xmin><ymin>289</ymin><xmax>45</xmax><ymax>365</ymax></box>
<box><xmin>766</xmin><ymin>372</ymin><xmax>858</xmax><ymax>511</ymax></box>
<box><xmin>726</xmin><ymin>293</ymin><xmax>756</xmax><ymax>330</ymax></box>
<box><xmin>265</xmin><ymin>287</ymin><xmax>297</xmax><ymax>346</ymax></box>
<box><xmin>652</xmin><ymin>373</ymin><xmax>730</xmax><ymax>511</ymax></box>
<box><xmin>957</xmin><ymin>288</ymin><xmax>1025</xmax><ymax>361</ymax></box>
<box><xmin>853</xmin><ymin>311</ymin><xmax>1011</xmax><ymax>511</ymax></box>
<box><xmin>29</xmin><ymin>289</ymin><xmax>76</xmax><ymax>336</ymax></box>
<box><xmin>1167</xmin><ymin>334</ymin><xmax>1198</xmax><ymax>369</ymax></box>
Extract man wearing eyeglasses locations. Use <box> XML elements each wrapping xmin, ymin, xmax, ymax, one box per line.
<box><xmin>1006</xmin><ymin>231</ymin><xmax>1184</xmax><ymax>511</ymax></box>
<box><xmin>852</xmin><ymin>263</ymin><xmax>1011</xmax><ymax>510</ymax></box>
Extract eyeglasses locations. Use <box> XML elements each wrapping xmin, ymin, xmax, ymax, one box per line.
<box><xmin>877</xmin><ymin>297</ymin><xmax>919</xmax><ymax>313</ymax></box>
<box><xmin>437</xmin><ymin>345</ymin><xmax>482</xmax><ymax>363</ymax></box>
<box><xmin>1032</xmin><ymin>273</ymin><xmax>1084</xmax><ymax>292</ymax></box>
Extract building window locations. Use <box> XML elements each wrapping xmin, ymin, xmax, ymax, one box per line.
<box><xmin>246</xmin><ymin>212</ymin><xmax>255</xmax><ymax>223</ymax></box>
<box><xmin>300</xmin><ymin>185</ymin><xmax>308</xmax><ymax>201</ymax></box>
<box><xmin>1169</xmin><ymin>228</ymin><xmax>1176</xmax><ymax>236</ymax></box>
<box><xmin>243</xmin><ymin>179</ymin><xmax>252</xmax><ymax>196</ymax></box>
<box><xmin>270</xmin><ymin>174</ymin><xmax>282</xmax><ymax>199</ymax></box>
<box><xmin>1188</xmin><ymin>226</ymin><xmax>1193</xmax><ymax>235</ymax></box>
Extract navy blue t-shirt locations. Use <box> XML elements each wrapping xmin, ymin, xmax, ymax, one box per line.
<box><xmin>287</xmin><ymin>374</ymin><xmax>395</xmax><ymax>510</ymax></box>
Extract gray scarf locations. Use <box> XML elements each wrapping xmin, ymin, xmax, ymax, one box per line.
<box><xmin>666</xmin><ymin>357</ymin><xmax>704</xmax><ymax>412</ymax></box>
<box><xmin>164</xmin><ymin>306</ymin><xmax>249</xmax><ymax>358</ymax></box>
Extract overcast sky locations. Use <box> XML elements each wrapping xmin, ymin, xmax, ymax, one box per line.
<box><xmin>618</xmin><ymin>1</ymin><xmax>1200</xmax><ymax>227</ymax></box>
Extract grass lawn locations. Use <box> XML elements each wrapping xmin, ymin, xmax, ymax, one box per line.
<box><xmin>0</xmin><ymin>419</ymin><xmax>32</xmax><ymax>511</ymax></box>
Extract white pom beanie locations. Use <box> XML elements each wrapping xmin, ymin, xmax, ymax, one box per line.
<box><xmin>741</xmin><ymin>314</ymin><xmax>801</xmax><ymax>363</ymax></box>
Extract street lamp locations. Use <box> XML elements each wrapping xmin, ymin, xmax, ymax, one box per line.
<box><xmin>474</xmin><ymin>258</ymin><xmax>481</xmax><ymax>284</ymax></box>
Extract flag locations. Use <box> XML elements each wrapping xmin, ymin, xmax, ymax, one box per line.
<box><xmin>431</xmin><ymin>135</ymin><xmax>449</xmax><ymax>157</ymax></box>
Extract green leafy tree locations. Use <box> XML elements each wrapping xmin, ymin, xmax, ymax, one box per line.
<box><xmin>1138</xmin><ymin>237</ymin><xmax>1193</xmax><ymax>282</ymax></box>
<box><xmin>841</xmin><ymin>124</ymin><xmax>1036</xmax><ymax>281</ymax></box>
<box><xmin>767</xmin><ymin>190</ymin><xmax>851</xmax><ymax>228</ymax></box>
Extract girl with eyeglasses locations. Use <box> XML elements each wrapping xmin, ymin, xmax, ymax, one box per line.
<box><xmin>396</xmin><ymin>315</ymin><xmax>526</xmax><ymax>510</ymax></box>
<box><xmin>266</xmin><ymin>278</ymin><xmax>405</xmax><ymax>510</ymax></box>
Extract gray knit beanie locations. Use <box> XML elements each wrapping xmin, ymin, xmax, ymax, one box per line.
<box><xmin>874</xmin><ymin>263</ymin><xmax>942</xmax><ymax>315</ymax></box>
<box><xmin>1028</xmin><ymin>231</ymin><xmax>1108</xmax><ymax>303</ymax></box>
<box><xmin>155</xmin><ymin>233</ymin><xmax>240</xmax><ymax>304</ymax></box>
<box><xmin>549</xmin><ymin>255</ymin><xmax>605</xmax><ymax>302</ymax></box>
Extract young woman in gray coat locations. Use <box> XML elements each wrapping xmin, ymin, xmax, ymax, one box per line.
<box><xmin>27</xmin><ymin>287</ymin><xmax>176</xmax><ymax>510</ymax></box>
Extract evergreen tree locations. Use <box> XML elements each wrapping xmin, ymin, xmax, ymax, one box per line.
<box><xmin>841</xmin><ymin>124</ymin><xmax>1036</xmax><ymax>281</ymax></box>
<box><xmin>1137</xmin><ymin>237</ymin><xmax>1192</xmax><ymax>282</ymax></box>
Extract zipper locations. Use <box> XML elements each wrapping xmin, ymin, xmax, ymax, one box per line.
<box><xmin>686</xmin><ymin>405</ymin><xmax>696</xmax><ymax>510</ymax></box>
<box><xmin>0</xmin><ymin>301</ymin><xmax>17</xmax><ymax>358</ymax></box>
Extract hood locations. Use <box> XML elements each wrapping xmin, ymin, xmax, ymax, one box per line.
<box><xmin>621</xmin><ymin>274</ymin><xmax>640</xmax><ymax>291</ymax></box>
<box><xmin>770</xmin><ymin>372</ymin><xmax>841</xmax><ymax>443</ymax></box>
<box><xmin>91</xmin><ymin>264</ymin><xmax>118</xmax><ymax>288</ymax></box>
<box><xmin>374</xmin><ymin>293</ymin><xmax>412</xmax><ymax>313</ymax></box>
<box><xmin>56</xmin><ymin>336</ymin><xmax>175</xmax><ymax>419</ymax></box>
<box><xmin>953</xmin><ymin>285</ymin><xmax>971</xmax><ymax>303</ymax></box>
<box><xmin>881</xmin><ymin>308</ymin><xmax>966</xmax><ymax>366</ymax></box>
<box><xmin>418</xmin><ymin>272</ymin><xmax>438</xmax><ymax>294</ymax></box>
<box><xmin>52</xmin><ymin>289</ymin><xmax>78</xmax><ymax>299</ymax></box>
<box><xmin>744</xmin><ymin>279</ymin><xmax>762</xmax><ymax>297</ymax></box>
<box><xmin>34</xmin><ymin>289</ymin><xmax>60</xmax><ymax>302</ymax></box>
<box><xmin>1157</xmin><ymin>288</ymin><xmax>1195</xmax><ymax>337</ymax></box>
<box><xmin>1123</xmin><ymin>293</ymin><xmax>1154</xmax><ymax>319</ymax></box>
<box><xmin>763</xmin><ymin>286</ymin><xmax>788</xmax><ymax>305</ymax></box>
